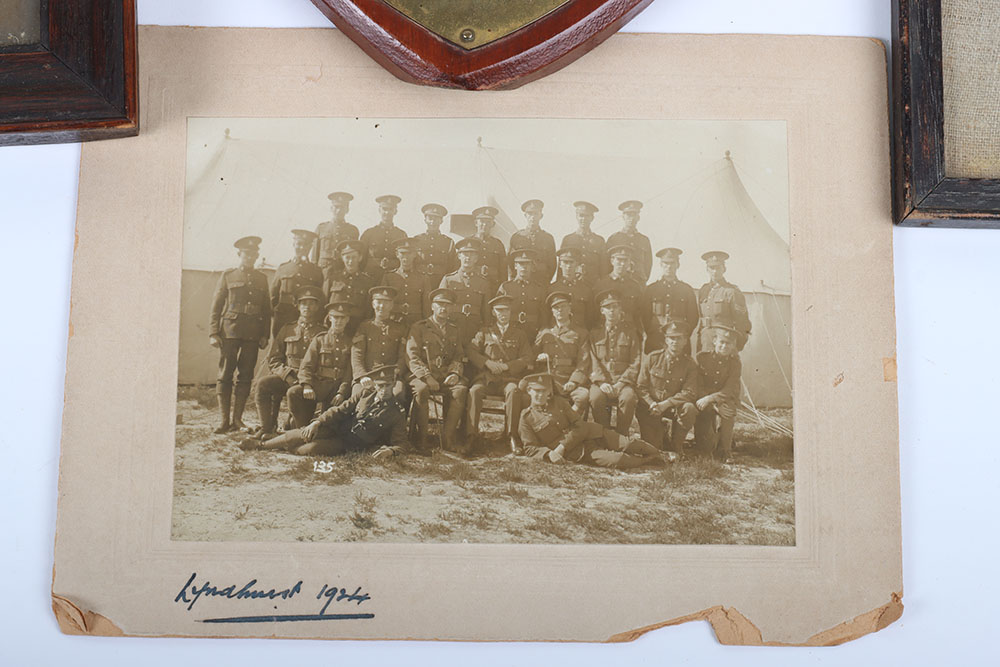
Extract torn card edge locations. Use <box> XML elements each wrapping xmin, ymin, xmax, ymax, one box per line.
<box><xmin>51</xmin><ymin>591</ymin><xmax>902</xmax><ymax>645</ymax></box>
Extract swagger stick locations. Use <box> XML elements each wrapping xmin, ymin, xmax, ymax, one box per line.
<box><xmin>423</xmin><ymin>344</ymin><xmax>446</xmax><ymax>451</ymax></box>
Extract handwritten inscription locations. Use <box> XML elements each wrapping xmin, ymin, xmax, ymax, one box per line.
<box><xmin>174</xmin><ymin>573</ymin><xmax>373</xmax><ymax>623</ymax></box>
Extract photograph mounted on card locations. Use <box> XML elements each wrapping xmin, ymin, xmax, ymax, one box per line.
<box><xmin>308</xmin><ymin>0</ymin><xmax>655</xmax><ymax>89</ymax></box>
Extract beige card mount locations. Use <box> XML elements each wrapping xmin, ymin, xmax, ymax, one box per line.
<box><xmin>52</xmin><ymin>27</ymin><xmax>900</xmax><ymax>645</ymax></box>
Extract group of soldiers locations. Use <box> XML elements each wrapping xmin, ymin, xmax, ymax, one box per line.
<box><xmin>208</xmin><ymin>191</ymin><xmax>752</xmax><ymax>468</ymax></box>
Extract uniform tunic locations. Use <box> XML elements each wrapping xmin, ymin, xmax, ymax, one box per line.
<box><xmin>606</xmin><ymin>229</ymin><xmax>653</xmax><ymax>284</ymax></box>
<box><xmin>533</xmin><ymin>323</ymin><xmax>591</xmax><ymax>387</ymax></box>
<box><xmin>405</xmin><ymin>317</ymin><xmax>469</xmax><ymax>451</ymax></box>
<box><xmin>507</xmin><ymin>227</ymin><xmax>556</xmax><ymax>285</ymax></box>
<box><xmin>254</xmin><ymin>317</ymin><xmax>325</xmax><ymax>433</ymax></box>
<box><xmin>381</xmin><ymin>269</ymin><xmax>430</xmax><ymax>329</ymax></box>
<box><xmin>297</xmin><ymin>330</ymin><xmax>353</xmax><ymax>400</ymax></box>
<box><xmin>588</xmin><ymin>321</ymin><xmax>642</xmax><ymax>433</ymax></box>
<box><xmin>697</xmin><ymin>280</ymin><xmax>752</xmax><ymax>349</ymax></box>
<box><xmin>351</xmin><ymin>319</ymin><xmax>408</xmax><ymax>381</ymax></box>
<box><xmin>641</xmin><ymin>277</ymin><xmax>699</xmax><ymax>347</ymax></box>
<box><xmin>467</xmin><ymin>323</ymin><xmax>533</xmax><ymax>440</ymax></box>
<box><xmin>438</xmin><ymin>269</ymin><xmax>490</xmax><ymax>340</ymax></box>
<box><xmin>324</xmin><ymin>268</ymin><xmax>377</xmax><ymax>331</ymax></box>
<box><xmin>313</xmin><ymin>387</ymin><xmax>409</xmax><ymax>451</ymax></box>
<box><xmin>636</xmin><ymin>349</ymin><xmax>698</xmax><ymax>451</ymax></box>
<box><xmin>312</xmin><ymin>220</ymin><xmax>360</xmax><ymax>272</ymax></box>
<box><xmin>269</xmin><ymin>257</ymin><xmax>324</xmax><ymax>336</ymax></box>
<box><xmin>413</xmin><ymin>231</ymin><xmax>458</xmax><ymax>287</ymax></box>
<box><xmin>497</xmin><ymin>277</ymin><xmax>547</xmax><ymax>339</ymax></box>
<box><xmin>209</xmin><ymin>266</ymin><xmax>271</xmax><ymax>386</ymax></box>
<box><xmin>694</xmin><ymin>351</ymin><xmax>742</xmax><ymax>459</ymax></box>
<box><xmin>471</xmin><ymin>234</ymin><xmax>507</xmax><ymax>294</ymax></box>
<box><xmin>359</xmin><ymin>223</ymin><xmax>407</xmax><ymax>279</ymax></box>
<box><xmin>561</xmin><ymin>230</ymin><xmax>608</xmax><ymax>286</ymax></box>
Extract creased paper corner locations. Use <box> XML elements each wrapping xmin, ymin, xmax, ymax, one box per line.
<box><xmin>52</xmin><ymin>594</ymin><xmax>125</xmax><ymax>637</ymax></box>
<box><xmin>607</xmin><ymin>592</ymin><xmax>903</xmax><ymax>646</ymax></box>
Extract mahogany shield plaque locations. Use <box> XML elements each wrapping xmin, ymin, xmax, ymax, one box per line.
<box><xmin>309</xmin><ymin>0</ymin><xmax>656</xmax><ymax>90</ymax></box>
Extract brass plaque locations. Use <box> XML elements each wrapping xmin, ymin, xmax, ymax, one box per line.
<box><xmin>383</xmin><ymin>0</ymin><xmax>570</xmax><ymax>49</ymax></box>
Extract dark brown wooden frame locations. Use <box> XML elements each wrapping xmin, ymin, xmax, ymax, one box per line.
<box><xmin>893</xmin><ymin>0</ymin><xmax>1000</xmax><ymax>227</ymax></box>
<box><xmin>309</xmin><ymin>0</ymin><xmax>655</xmax><ymax>90</ymax></box>
<box><xmin>0</xmin><ymin>0</ymin><xmax>137</xmax><ymax>146</ymax></box>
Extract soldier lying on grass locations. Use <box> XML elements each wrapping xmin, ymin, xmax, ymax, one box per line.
<box><xmin>245</xmin><ymin>365</ymin><xmax>409</xmax><ymax>460</ymax></box>
<box><xmin>517</xmin><ymin>373</ymin><xmax>669</xmax><ymax>469</ymax></box>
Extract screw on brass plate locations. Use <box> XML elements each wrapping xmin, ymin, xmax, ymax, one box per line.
<box><xmin>460</xmin><ymin>28</ymin><xmax>475</xmax><ymax>43</ymax></box>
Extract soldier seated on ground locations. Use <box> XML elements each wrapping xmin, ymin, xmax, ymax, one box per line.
<box><xmin>694</xmin><ymin>325</ymin><xmax>742</xmax><ymax>462</ymax></box>
<box><xmin>518</xmin><ymin>373</ymin><xmax>667</xmax><ymax>469</ymax></box>
<box><xmin>636</xmin><ymin>321</ymin><xmax>697</xmax><ymax>459</ymax></box>
<box><xmin>250</xmin><ymin>365</ymin><xmax>408</xmax><ymax>459</ymax></box>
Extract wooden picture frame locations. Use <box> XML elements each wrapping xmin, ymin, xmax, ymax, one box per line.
<box><xmin>0</xmin><ymin>0</ymin><xmax>137</xmax><ymax>147</ymax></box>
<box><xmin>893</xmin><ymin>0</ymin><xmax>1000</xmax><ymax>227</ymax></box>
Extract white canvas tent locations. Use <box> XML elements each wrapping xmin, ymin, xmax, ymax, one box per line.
<box><xmin>179</xmin><ymin>121</ymin><xmax>791</xmax><ymax>407</ymax></box>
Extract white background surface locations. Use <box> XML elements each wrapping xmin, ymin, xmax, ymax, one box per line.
<box><xmin>1</xmin><ymin>1</ymin><xmax>995</xmax><ymax>664</ymax></box>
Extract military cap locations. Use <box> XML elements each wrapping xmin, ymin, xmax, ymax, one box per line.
<box><xmin>472</xmin><ymin>205</ymin><xmax>499</xmax><ymax>220</ymax></box>
<box><xmin>337</xmin><ymin>239</ymin><xmax>365</xmax><ymax>257</ymax></box>
<box><xmin>234</xmin><ymin>236</ymin><xmax>262</xmax><ymax>251</ymax></box>
<box><xmin>455</xmin><ymin>237</ymin><xmax>484</xmax><ymax>254</ymax></box>
<box><xmin>524</xmin><ymin>372</ymin><xmax>554</xmax><ymax>391</ymax></box>
<box><xmin>291</xmin><ymin>229</ymin><xmax>318</xmax><ymax>243</ymax></box>
<box><xmin>366</xmin><ymin>363</ymin><xmax>398</xmax><ymax>382</ymax></box>
<box><xmin>573</xmin><ymin>200</ymin><xmax>599</xmax><ymax>214</ymax></box>
<box><xmin>546</xmin><ymin>291</ymin><xmax>572</xmax><ymax>308</ymax></box>
<box><xmin>701</xmin><ymin>250</ymin><xmax>730</xmax><ymax>266</ymax></box>
<box><xmin>595</xmin><ymin>289</ymin><xmax>623</xmax><ymax>308</ymax></box>
<box><xmin>326</xmin><ymin>300</ymin><xmax>355</xmax><ymax>316</ymax></box>
<box><xmin>555</xmin><ymin>245</ymin><xmax>582</xmax><ymax>259</ymax></box>
<box><xmin>521</xmin><ymin>199</ymin><xmax>544</xmax><ymax>213</ymax></box>
<box><xmin>430</xmin><ymin>288</ymin><xmax>456</xmax><ymax>304</ymax></box>
<box><xmin>294</xmin><ymin>284</ymin><xmax>324</xmax><ymax>303</ymax></box>
<box><xmin>369</xmin><ymin>285</ymin><xmax>398</xmax><ymax>301</ymax></box>
<box><xmin>661</xmin><ymin>320</ymin><xmax>688</xmax><ymax>338</ymax></box>
<box><xmin>510</xmin><ymin>248</ymin><xmax>537</xmax><ymax>263</ymax></box>
<box><xmin>488</xmin><ymin>294</ymin><xmax>514</xmax><ymax>309</ymax></box>
<box><xmin>421</xmin><ymin>203</ymin><xmax>448</xmax><ymax>217</ymax></box>
<box><xmin>656</xmin><ymin>247</ymin><xmax>683</xmax><ymax>260</ymax></box>
<box><xmin>707</xmin><ymin>323</ymin><xmax>739</xmax><ymax>341</ymax></box>
<box><xmin>607</xmin><ymin>243</ymin><xmax>633</xmax><ymax>259</ymax></box>
<box><xmin>393</xmin><ymin>237</ymin><xmax>418</xmax><ymax>253</ymax></box>
<box><xmin>375</xmin><ymin>194</ymin><xmax>402</xmax><ymax>205</ymax></box>
<box><xmin>618</xmin><ymin>200</ymin><xmax>643</xmax><ymax>213</ymax></box>
<box><xmin>327</xmin><ymin>191</ymin><xmax>354</xmax><ymax>203</ymax></box>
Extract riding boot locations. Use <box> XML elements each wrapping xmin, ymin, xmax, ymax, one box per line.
<box><xmin>255</xmin><ymin>389</ymin><xmax>275</xmax><ymax>435</ymax></box>
<box><xmin>231</xmin><ymin>383</ymin><xmax>251</xmax><ymax>431</ymax></box>
<box><xmin>214</xmin><ymin>382</ymin><xmax>232</xmax><ymax>434</ymax></box>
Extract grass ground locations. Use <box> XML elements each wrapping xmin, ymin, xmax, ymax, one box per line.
<box><xmin>172</xmin><ymin>384</ymin><xmax>794</xmax><ymax>545</ymax></box>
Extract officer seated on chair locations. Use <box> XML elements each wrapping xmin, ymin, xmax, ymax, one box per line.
<box><xmin>636</xmin><ymin>320</ymin><xmax>697</xmax><ymax>459</ymax></box>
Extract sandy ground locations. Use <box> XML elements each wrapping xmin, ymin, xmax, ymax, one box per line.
<box><xmin>172</xmin><ymin>387</ymin><xmax>795</xmax><ymax>545</ymax></box>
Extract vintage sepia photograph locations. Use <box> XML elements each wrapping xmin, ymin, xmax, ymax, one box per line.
<box><xmin>171</xmin><ymin>117</ymin><xmax>793</xmax><ymax>546</ymax></box>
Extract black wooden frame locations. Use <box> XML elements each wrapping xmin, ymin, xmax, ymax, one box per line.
<box><xmin>0</xmin><ymin>0</ymin><xmax>137</xmax><ymax>146</ymax></box>
<box><xmin>893</xmin><ymin>0</ymin><xmax>1000</xmax><ymax>227</ymax></box>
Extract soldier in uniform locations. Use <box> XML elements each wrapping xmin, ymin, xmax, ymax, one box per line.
<box><xmin>209</xmin><ymin>236</ymin><xmax>271</xmax><ymax>434</ymax></box>
<box><xmin>518</xmin><ymin>373</ymin><xmax>667</xmax><ymax>468</ymax></box>
<box><xmin>359</xmin><ymin>194</ymin><xmax>407</xmax><ymax>282</ymax></box>
<box><xmin>381</xmin><ymin>238</ymin><xmax>430</xmax><ymax>330</ymax></box>
<box><xmin>636</xmin><ymin>321</ymin><xmax>697</xmax><ymax>457</ymax></box>
<box><xmin>560</xmin><ymin>201</ymin><xmax>608</xmax><ymax>287</ymax></box>
<box><xmin>351</xmin><ymin>285</ymin><xmax>408</xmax><ymax>399</ymax></box>
<box><xmin>470</xmin><ymin>205</ymin><xmax>507</xmax><ymax>295</ymax></box>
<box><xmin>606</xmin><ymin>200</ymin><xmax>653</xmax><ymax>285</ymax></box>
<box><xmin>694</xmin><ymin>325</ymin><xmax>742</xmax><ymax>461</ymax></box>
<box><xmin>324</xmin><ymin>239</ymin><xmax>376</xmax><ymax>334</ymax></box>
<box><xmin>252</xmin><ymin>365</ymin><xmax>409</xmax><ymax>459</ymax></box>
<box><xmin>312</xmin><ymin>191</ymin><xmax>360</xmax><ymax>274</ymax></box>
<box><xmin>270</xmin><ymin>229</ymin><xmax>324</xmax><ymax>338</ymax></box>
<box><xmin>414</xmin><ymin>203</ymin><xmax>458</xmax><ymax>288</ymax></box>
<box><xmin>467</xmin><ymin>294</ymin><xmax>534</xmax><ymax>453</ymax></box>
<box><xmin>641</xmin><ymin>247</ymin><xmax>698</xmax><ymax>352</ymax></box>
<box><xmin>547</xmin><ymin>244</ymin><xmax>594</xmax><ymax>330</ymax></box>
<box><xmin>589</xmin><ymin>289</ymin><xmax>642</xmax><ymax>435</ymax></box>
<box><xmin>406</xmin><ymin>288</ymin><xmax>470</xmax><ymax>454</ymax></box>
<box><xmin>507</xmin><ymin>199</ymin><xmax>556</xmax><ymax>285</ymax></box>
<box><xmin>531</xmin><ymin>291</ymin><xmax>591</xmax><ymax>415</ymax></box>
<box><xmin>253</xmin><ymin>285</ymin><xmax>326</xmax><ymax>439</ymax></box>
<box><xmin>439</xmin><ymin>237</ymin><xmax>490</xmax><ymax>341</ymax></box>
<box><xmin>592</xmin><ymin>244</ymin><xmax>642</xmax><ymax>329</ymax></box>
<box><xmin>288</xmin><ymin>300</ymin><xmax>354</xmax><ymax>428</ymax></box>
<box><xmin>497</xmin><ymin>248</ymin><xmax>546</xmax><ymax>340</ymax></box>
<box><xmin>697</xmin><ymin>251</ymin><xmax>751</xmax><ymax>351</ymax></box>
